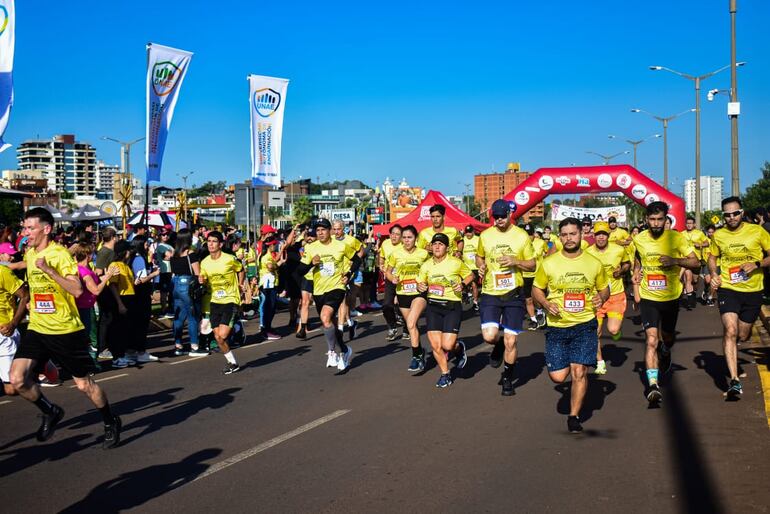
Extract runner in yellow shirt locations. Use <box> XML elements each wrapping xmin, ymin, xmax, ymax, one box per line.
<box><xmin>632</xmin><ymin>202</ymin><xmax>699</xmax><ymax>405</ymax></box>
<box><xmin>0</xmin><ymin>253</ymin><xmax>28</xmax><ymax>396</ymax></box>
<box><xmin>385</xmin><ymin>225</ymin><xmax>430</xmax><ymax>372</ymax></box>
<box><xmin>586</xmin><ymin>222</ymin><xmax>631</xmax><ymax>375</ymax></box>
<box><xmin>708</xmin><ymin>196</ymin><xmax>770</xmax><ymax>399</ymax></box>
<box><xmin>199</xmin><ymin>230</ymin><xmax>245</xmax><ymax>375</ymax></box>
<box><xmin>607</xmin><ymin>216</ymin><xmax>632</xmax><ymax>248</ymax></box>
<box><xmin>10</xmin><ymin>207</ymin><xmax>121</xmax><ymax>448</ymax></box>
<box><xmin>417</xmin><ymin>204</ymin><xmax>463</xmax><ymax>257</ymax></box>
<box><xmin>702</xmin><ymin>223</ymin><xmax>718</xmax><ymax>305</ymax></box>
<box><xmin>522</xmin><ymin>225</ymin><xmax>547</xmax><ymax>332</ymax></box>
<box><xmin>681</xmin><ymin>215</ymin><xmax>711</xmax><ymax>309</ymax></box>
<box><xmin>461</xmin><ymin>225</ymin><xmax>481</xmax><ymax>311</ymax></box>
<box><xmin>332</xmin><ymin>219</ymin><xmax>365</xmax><ymax>341</ymax></box>
<box><xmin>296</xmin><ymin>228</ymin><xmax>317</xmax><ymax>340</ymax></box>
<box><xmin>378</xmin><ymin>225</ymin><xmax>402</xmax><ymax>341</ymax></box>
<box><xmin>417</xmin><ymin>233</ymin><xmax>474</xmax><ymax>388</ymax></box>
<box><xmin>532</xmin><ymin>216</ymin><xmax>609</xmax><ymax>433</ymax></box>
<box><xmin>475</xmin><ymin>200</ymin><xmax>536</xmax><ymax>396</ymax></box>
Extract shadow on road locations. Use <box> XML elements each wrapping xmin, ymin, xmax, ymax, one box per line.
<box><xmin>513</xmin><ymin>352</ymin><xmax>545</xmax><ymax>389</ymax></box>
<box><xmin>241</xmin><ymin>346</ymin><xmax>312</xmax><ymax>371</ymax></box>
<box><xmin>601</xmin><ymin>344</ymin><xmax>631</xmax><ymax>368</ymax></box>
<box><xmin>0</xmin><ymin>434</ymin><xmax>94</xmax><ymax>478</ymax></box>
<box><xmin>59</xmin><ymin>448</ymin><xmax>223</xmax><ymax>513</ymax></box>
<box><xmin>554</xmin><ymin>377</ymin><xmax>616</xmax><ymax>423</ymax></box>
<box><xmin>693</xmin><ymin>351</ymin><xmax>730</xmax><ymax>392</ymax></box>
<box><xmin>344</xmin><ymin>342</ymin><xmax>407</xmax><ymax>373</ymax></box>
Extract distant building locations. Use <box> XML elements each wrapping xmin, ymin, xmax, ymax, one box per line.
<box><xmin>321</xmin><ymin>180</ymin><xmax>372</xmax><ymax>200</ymax></box>
<box><xmin>17</xmin><ymin>134</ymin><xmax>97</xmax><ymax>196</ymax></box>
<box><xmin>473</xmin><ymin>162</ymin><xmax>545</xmax><ymax>221</ymax></box>
<box><xmin>684</xmin><ymin>176</ymin><xmax>724</xmax><ymax>212</ymax></box>
<box><xmin>95</xmin><ymin>160</ymin><xmax>120</xmax><ymax>195</ymax></box>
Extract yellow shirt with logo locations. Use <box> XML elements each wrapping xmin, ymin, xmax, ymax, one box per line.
<box><xmin>378</xmin><ymin>238</ymin><xmax>400</xmax><ymax>265</ymax></box>
<box><xmin>682</xmin><ymin>228</ymin><xmax>710</xmax><ymax>262</ymax></box>
<box><xmin>477</xmin><ymin>225</ymin><xmax>536</xmax><ymax>296</ymax></box>
<box><xmin>462</xmin><ymin>235</ymin><xmax>480</xmax><ymax>271</ymax></box>
<box><xmin>301</xmin><ymin>239</ymin><xmax>356</xmax><ymax>295</ymax></box>
<box><xmin>338</xmin><ymin>234</ymin><xmax>363</xmax><ymax>255</ymax></box>
<box><xmin>25</xmin><ymin>243</ymin><xmax>84</xmax><ymax>335</ymax></box>
<box><xmin>386</xmin><ymin>245</ymin><xmax>430</xmax><ymax>296</ymax></box>
<box><xmin>418</xmin><ymin>226</ymin><xmax>462</xmax><ymax>254</ymax></box>
<box><xmin>417</xmin><ymin>255</ymin><xmax>472</xmax><ymax>303</ymax></box>
<box><xmin>108</xmin><ymin>261</ymin><xmax>135</xmax><ymax>296</ymax></box>
<box><xmin>523</xmin><ymin>238</ymin><xmax>547</xmax><ymax>279</ymax></box>
<box><xmin>258</xmin><ymin>251</ymin><xmax>279</xmax><ymax>288</ymax></box>
<box><xmin>586</xmin><ymin>243</ymin><xmax>630</xmax><ymax>295</ymax></box>
<box><xmin>533</xmin><ymin>251</ymin><xmax>608</xmax><ymax>328</ymax></box>
<box><xmin>709</xmin><ymin>223</ymin><xmax>770</xmax><ymax>293</ymax></box>
<box><xmin>609</xmin><ymin>227</ymin><xmax>631</xmax><ymax>247</ymax></box>
<box><xmin>633</xmin><ymin>229</ymin><xmax>694</xmax><ymax>302</ymax></box>
<box><xmin>0</xmin><ymin>265</ymin><xmax>23</xmax><ymax>326</ymax></box>
<box><xmin>200</xmin><ymin>253</ymin><xmax>243</xmax><ymax>305</ymax></box>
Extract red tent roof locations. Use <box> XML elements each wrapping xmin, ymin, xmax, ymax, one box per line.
<box><xmin>372</xmin><ymin>190</ymin><xmax>489</xmax><ymax>237</ymax></box>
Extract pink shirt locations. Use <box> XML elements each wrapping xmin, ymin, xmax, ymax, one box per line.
<box><xmin>76</xmin><ymin>265</ymin><xmax>99</xmax><ymax>309</ymax></box>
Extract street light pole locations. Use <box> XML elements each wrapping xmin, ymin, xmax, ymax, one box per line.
<box><xmin>608</xmin><ymin>134</ymin><xmax>661</xmax><ymax>169</ymax></box>
<box><xmin>585</xmin><ymin>150</ymin><xmax>630</xmax><ymax>165</ymax></box>
<box><xmin>102</xmin><ymin>136</ymin><xmax>145</xmax><ymax>222</ymax></box>
<box><xmin>631</xmin><ymin>108</ymin><xmax>695</xmax><ymax>192</ymax></box>
<box><xmin>730</xmin><ymin>0</ymin><xmax>740</xmax><ymax>195</ymax></box>
<box><xmin>649</xmin><ymin>62</ymin><xmax>745</xmax><ymax>227</ymax></box>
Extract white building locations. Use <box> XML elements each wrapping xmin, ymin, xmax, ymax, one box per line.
<box><xmin>684</xmin><ymin>176</ymin><xmax>724</xmax><ymax>212</ymax></box>
<box><xmin>95</xmin><ymin>160</ymin><xmax>120</xmax><ymax>195</ymax></box>
<box><xmin>17</xmin><ymin>134</ymin><xmax>97</xmax><ymax>196</ymax></box>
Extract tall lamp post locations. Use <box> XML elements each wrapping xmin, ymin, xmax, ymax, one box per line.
<box><xmin>649</xmin><ymin>62</ymin><xmax>745</xmax><ymax>227</ymax></box>
<box><xmin>630</xmin><ymin>108</ymin><xmax>694</xmax><ymax>192</ymax></box>
<box><xmin>607</xmin><ymin>134</ymin><xmax>661</xmax><ymax>169</ymax></box>
<box><xmin>585</xmin><ymin>150</ymin><xmax>629</xmax><ymax>165</ymax></box>
<box><xmin>101</xmin><ymin>136</ymin><xmax>145</xmax><ymax>223</ymax></box>
<box><xmin>729</xmin><ymin>0</ymin><xmax>740</xmax><ymax>196</ymax></box>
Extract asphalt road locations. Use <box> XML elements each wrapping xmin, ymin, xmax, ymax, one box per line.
<box><xmin>1</xmin><ymin>300</ymin><xmax>769</xmax><ymax>513</ymax></box>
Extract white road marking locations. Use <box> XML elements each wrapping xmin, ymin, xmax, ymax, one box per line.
<box><xmin>0</xmin><ymin>400</ymin><xmax>11</xmax><ymax>405</ymax></box>
<box><xmin>169</xmin><ymin>356</ymin><xmax>208</xmax><ymax>366</ymax></box>
<box><xmin>193</xmin><ymin>409</ymin><xmax>351</xmax><ymax>482</ymax></box>
<box><xmin>69</xmin><ymin>373</ymin><xmax>129</xmax><ymax>388</ymax></box>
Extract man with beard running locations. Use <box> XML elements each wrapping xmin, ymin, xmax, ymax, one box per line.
<box><xmin>708</xmin><ymin>196</ymin><xmax>770</xmax><ymax>400</ymax></box>
<box><xmin>681</xmin><ymin>215</ymin><xmax>710</xmax><ymax>309</ymax></box>
<box><xmin>475</xmin><ymin>200</ymin><xmax>535</xmax><ymax>396</ymax></box>
<box><xmin>632</xmin><ymin>202</ymin><xmax>699</xmax><ymax>405</ymax></box>
<box><xmin>418</xmin><ymin>204</ymin><xmax>463</xmax><ymax>258</ymax></box>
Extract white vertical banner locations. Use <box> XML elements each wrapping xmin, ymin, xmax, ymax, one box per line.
<box><xmin>248</xmin><ymin>75</ymin><xmax>289</xmax><ymax>187</ymax></box>
<box><xmin>146</xmin><ymin>43</ymin><xmax>193</xmax><ymax>183</ymax></box>
<box><xmin>0</xmin><ymin>0</ymin><xmax>15</xmax><ymax>153</ymax></box>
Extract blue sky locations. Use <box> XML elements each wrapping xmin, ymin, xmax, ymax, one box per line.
<box><xmin>1</xmin><ymin>0</ymin><xmax>768</xmax><ymax>197</ymax></box>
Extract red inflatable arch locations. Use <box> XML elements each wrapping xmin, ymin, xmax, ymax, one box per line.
<box><xmin>502</xmin><ymin>165</ymin><xmax>686</xmax><ymax>230</ymax></box>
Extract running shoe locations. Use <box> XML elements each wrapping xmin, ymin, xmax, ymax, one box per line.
<box><xmin>527</xmin><ymin>319</ymin><xmax>538</xmax><ymax>331</ymax></box>
<box><xmin>296</xmin><ymin>326</ymin><xmax>307</xmax><ymax>339</ymax></box>
<box><xmin>337</xmin><ymin>346</ymin><xmax>353</xmax><ymax>371</ymax></box>
<box><xmin>501</xmin><ymin>376</ymin><xmax>514</xmax><ymax>396</ymax></box>
<box><xmin>436</xmin><ymin>373</ymin><xmax>453</xmax><ymax>388</ymax></box>
<box><xmin>386</xmin><ymin>328</ymin><xmax>399</xmax><ymax>341</ymax></box>
<box><xmin>103</xmin><ymin>415</ymin><xmax>122</xmax><ymax>450</ymax></box>
<box><xmin>706</xmin><ymin>298</ymin><xmax>715</xmax><ymax>307</ymax></box>
<box><xmin>536</xmin><ymin>312</ymin><xmax>547</xmax><ymax>329</ymax></box>
<box><xmin>688</xmin><ymin>292</ymin><xmax>697</xmax><ymax>310</ymax></box>
<box><xmin>473</xmin><ymin>301</ymin><xmax>479</xmax><ymax>312</ymax></box>
<box><xmin>263</xmin><ymin>331</ymin><xmax>281</xmax><ymax>341</ymax></box>
<box><xmin>567</xmin><ymin>415</ymin><xmax>583</xmax><ymax>434</ymax></box>
<box><xmin>645</xmin><ymin>384</ymin><xmax>663</xmax><ymax>404</ymax></box>
<box><xmin>135</xmin><ymin>352</ymin><xmax>159</xmax><ymax>363</ymax></box>
<box><xmin>98</xmin><ymin>349</ymin><xmax>113</xmax><ymax>360</ymax></box>
<box><xmin>326</xmin><ymin>352</ymin><xmax>338</xmax><ymax>368</ymax></box>
<box><xmin>174</xmin><ymin>346</ymin><xmax>188</xmax><ymax>356</ymax></box>
<box><xmin>348</xmin><ymin>320</ymin><xmax>358</xmax><ymax>340</ymax></box>
<box><xmin>189</xmin><ymin>346</ymin><xmax>210</xmax><ymax>357</ymax></box>
<box><xmin>402</xmin><ymin>330</ymin><xmax>411</xmax><ymax>340</ymax></box>
<box><xmin>489</xmin><ymin>342</ymin><xmax>504</xmax><ymax>369</ymax></box>
<box><xmin>38</xmin><ymin>376</ymin><xmax>62</xmax><ymax>387</ymax></box>
<box><xmin>594</xmin><ymin>360</ymin><xmax>607</xmax><ymax>375</ymax></box>
<box><xmin>408</xmin><ymin>356</ymin><xmax>422</xmax><ymax>372</ymax></box>
<box><xmin>454</xmin><ymin>341</ymin><xmax>467</xmax><ymax>369</ymax></box>
<box><xmin>36</xmin><ymin>405</ymin><xmax>64</xmax><ymax>442</ymax></box>
<box><xmin>396</xmin><ymin>318</ymin><xmax>404</xmax><ymax>327</ymax></box>
<box><xmin>657</xmin><ymin>344</ymin><xmax>672</xmax><ymax>375</ymax></box>
<box><xmin>350</xmin><ymin>310</ymin><xmax>362</xmax><ymax>318</ymax></box>
<box><xmin>369</xmin><ymin>301</ymin><xmax>382</xmax><ymax>309</ymax></box>
<box><xmin>111</xmin><ymin>357</ymin><xmax>133</xmax><ymax>368</ymax></box>
<box><xmin>726</xmin><ymin>379</ymin><xmax>743</xmax><ymax>400</ymax></box>
<box><xmin>163</xmin><ymin>312</ymin><xmax>175</xmax><ymax>319</ymax></box>
<box><xmin>222</xmin><ymin>362</ymin><xmax>240</xmax><ymax>375</ymax></box>
<box><xmin>611</xmin><ymin>331</ymin><xmax>623</xmax><ymax>342</ymax></box>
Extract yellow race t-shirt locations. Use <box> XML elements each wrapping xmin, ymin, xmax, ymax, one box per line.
<box><xmin>682</xmin><ymin>228</ymin><xmax>710</xmax><ymax>262</ymax></box>
<box><xmin>418</xmin><ymin>226</ymin><xmax>462</xmax><ymax>254</ymax></box>
<box><xmin>417</xmin><ymin>255</ymin><xmax>472</xmax><ymax>303</ymax></box>
<box><xmin>586</xmin><ymin>243</ymin><xmax>630</xmax><ymax>295</ymax></box>
<box><xmin>386</xmin><ymin>245</ymin><xmax>430</xmax><ymax>296</ymax></box>
<box><xmin>338</xmin><ymin>234</ymin><xmax>363</xmax><ymax>255</ymax></box>
<box><xmin>709</xmin><ymin>223</ymin><xmax>770</xmax><ymax>293</ymax></box>
<box><xmin>301</xmin><ymin>239</ymin><xmax>356</xmax><ymax>295</ymax></box>
<box><xmin>200</xmin><ymin>253</ymin><xmax>243</xmax><ymax>305</ymax></box>
<box><xmin>0</xmin><ymin>265</ymin><xmax>23</xmax><ymax>325</ymax></box>
<box><xmin>609</xmin><ymin>227</ymin><xmax>631</xmax><ymax>247</ymax></box>
<box><xmin>462</xmin><ymin>235</ymin><xmax>480</xmax><ymax>271</ymax></box>
<box><xmin>108</xmin><ymin>261</ymin><xmax>135</xmax><ymax>296</ymax></box>
<box><xmin>633</xmin><ymin>229</ymin><xmax>695</xmax><ymax>302</ymax></box>
<box><xmin>378</xmin><ymin>238</ymin><xmax>400</xmax><ymax>265</ymax></box>
<box><xmin>258</xmin><ymin>251</ymin><xmax>279</xmax><ymax>288</ymax></box>
<box><xmin>533</xmin><ymin>251</ymin><xmax>608</xmax><ymax>328</ymax></box>
<box><xmin>25</xmin><ymin>243</ymin><xmax>84</xmax><ymax>335</ymax></box>
<box><xmin>476</xmin><ymin>225</ymin><xmax>535</xmax><ymax>296</ymax></box>
<box><xmin>523</xmin><ymin>238</ymin><xmax>547</xmax><ymax>279</ymax></box>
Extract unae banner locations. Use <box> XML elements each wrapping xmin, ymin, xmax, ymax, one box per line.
<box><xmin>249</xmin><ymin>75</ymin><xmax>289</xmax><ymax>187</ymax></box>
<box><xmin>146</xmin><ymin>43</ymin><xmax>193</xmax><ymax>183</ymax></box>
<box><xmin>0</xmin><ymin>0</ymin><xmax>15</xmax><ymax>153</ymax></box>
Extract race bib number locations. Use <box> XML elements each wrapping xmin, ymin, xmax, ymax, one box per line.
<box><xmin>493</xmin><ymin>271</ymin><xmax>516</xmax><ymax>291</ymax></box>
<box><xmin>320</xmin><ymin>262</ymin><xmax>335</xmax><ymax>277</ymax></box>
<box><xmin>647</xmin><ymin>274</ymin><xmax>667</xmax><ymax>291</ymax></box>
<box><xmin>563</xmin><ymin>293</ymin><xmax>585</xmax><ymax>313</ymax></box>
<box><xmin>401</xmin><ymin>279</ymin><xmax>418</xmax><ymax>293</ymax></box>
<box><xmin>428</xmin><ymin>284</ymin><xmax>445</xmax><ymax>297</ymax></box>
<box><xmin>260</xmin><ymin>273</ymin><xmax>276</xmax><ymax>288</ymax></box>
<box><xmin>34</xmin><ymin>294</ymin><xmax>56</xmax><ymax>314</ymax></box>
<box><xmin>214</xmin><ymin>289</ymin><xmax>227</xmax><ymax>299</ymax></box>
<box><xmin>729</xmin><ymin>266</ymin><xmax>748</xmax><ymax>284</ymax></box>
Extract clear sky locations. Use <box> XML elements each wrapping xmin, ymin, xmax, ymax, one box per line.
<box><xmin>1</xmin><ymin>0</ymin><xmax>768</xmax><ymax>197</ymax></box>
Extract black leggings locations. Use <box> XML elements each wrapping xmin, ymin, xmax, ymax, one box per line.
<box><xmin>383</xmin><ymin>280</ymin><xmax>397</xmax><ymax>328</ymax></box>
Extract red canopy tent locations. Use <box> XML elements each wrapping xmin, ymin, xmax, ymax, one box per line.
<box><xmin>372</xmin><ymin>190</ymin><xmax>489</xmax><ymax>237</ymax></box>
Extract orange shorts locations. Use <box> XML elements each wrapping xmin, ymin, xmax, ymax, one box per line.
<box><xmin>597</xmin><ymin>292</ymin><xmax>627</xmax><ymax>320</ymax></box>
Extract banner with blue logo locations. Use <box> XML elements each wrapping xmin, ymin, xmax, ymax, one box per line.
<box><xmin>145</xmin><ymin>43</ymin><xmax>193</xmax><ymax>183</ymax></box>
<box><xmin>0</xmin><ymin>0</ymin><xmax>15</xmax><ymax>153</ymax></box>
<box><xmin>248</xmin><ymin>74</ymin><xmax>289</xmax><ymax>187</ymax></box>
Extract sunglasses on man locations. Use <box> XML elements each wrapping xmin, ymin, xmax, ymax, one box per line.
<box><xmin>723</xmin><ymin>210</ymin><xmax>743</xmax><ymax>219</ymax></box>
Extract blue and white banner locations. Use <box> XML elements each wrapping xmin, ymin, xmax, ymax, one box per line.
<box><xmin>146</xmin><ymin>43</ymin><xmax>192</xmax><ymax>183</ymax></box>
<box><xmin>248</xmin><ymin>75</ymin><xmax>289</xmax><ymax>187</ymax></box>
<box><xmin>0</xmin><ymin>0</ymin><xmax>15</xmax><ymax>153</ymax></box>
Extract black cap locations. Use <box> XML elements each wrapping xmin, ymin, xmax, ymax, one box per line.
<box><xmin>464</xmin><ymin>225</ymin><xmax>474</xmax><ymax>233</ymax></box>
<box><xmin>314</xmin><ymin>218</ymin><xmax>331</xmax><ymax>229</ymax></box>
<box><xmin>608</xmin><ymin>216</ymin><xmax>617</xmax><ymax>223</ymax></box>
<box><xmin>305</xmin><ymin>228</ymin><xmax>317</xmax><ymax>238</ymax></box>
<box><xmin>491</xmin><ymin>199</ymin><xmax>511</xmax><ymax>217</ymax></box>
<box><xmin>430</xmin><ymin>233</ymin><xmax>450</xmax><ymax>246</ymax></box>
<box><xmin>582</xmin><ymin>216</ymin><xmax>592</xmax><ymax>225</ymax></box>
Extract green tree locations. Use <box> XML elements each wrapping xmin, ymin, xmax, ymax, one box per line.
<box><xmin>266</xmin><ymin>206</ymin><xmax>283</xmax><ymax>224</ymax></box>
<box><xmin>742</xmin><ymin>161</ymin><xmax>770</xmax><ymax>212</ymax></box>
<box><xmin>188</xmin><ymin>180</ymin><xmax>226</xmax><ymax>198</ymax></box>
<box><xmin>0</xmin><ymin>198</ymin><xmax>22</xmax><ymax>224</ymax></box>
<box><xmin>292</xmin><ymin>196</ymin><xmax>314</xmax><ymax>225</ymax></box>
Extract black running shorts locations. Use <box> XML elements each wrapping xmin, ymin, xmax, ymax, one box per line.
<box><xmin>396</xmin><ymin>293</ymin><xmax>427</xmax><ymax>310</ymax></box>
<box><xmin>313</xmin><ymin>289</ymin><xmax>346</xmax><ymax>312</ymax></box>
<box><xmin>210</xmin><ymin>302</ymin><xmax>239</xmax><ymax>328</ymax></box>
<box><xmin>639</xmin><ymin>298</ymin><xmax>679</xmax><ymax>334</ymax></box>
<box><xmin>426</xmin><ymin>300</ymin><xmax>462</xmax><ymax>334</ymax></box>
<box><xmin>717</xmin><ymin>288</ymin><xmax>763</xmax><ymax>324</ymax></box>
<box><xmin>14</xmin><ymin>329</ymin><xmax>96</xmax><ymax>378</ymax></box>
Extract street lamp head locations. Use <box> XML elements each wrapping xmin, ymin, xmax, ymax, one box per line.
<box><xmin>630</xmin><ymin>108</ymin><xmax>641</xmax><ymax>113</ymax></box>
<box><xmin>653</xmin><ymin>134</ymin><xmax>661</xmax><ymax>138</ymax></box>
<box><xmin>649</xmin><ymin>66</ymin><xmax>663</xmax><ymax>71</ymax></box>
<box><xmin>737</xmin><ymin>61</ymin><xmax>747</xmax><ymax>67</ymax></box>
<box><xmin>608</xmin><ymin>135</ymin><xmax>616</xmax><ymax>139</ymax></box>
<box><xmin>707</xmin><ymin>89</ymin><xmax>718</xmax><ymax>101</ymax></box>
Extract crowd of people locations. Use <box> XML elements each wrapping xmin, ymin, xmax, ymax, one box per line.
<box><xmin>1</xmin><ymin>193</ymin><xmax>768</xmax><ymax>446</ymax></box>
